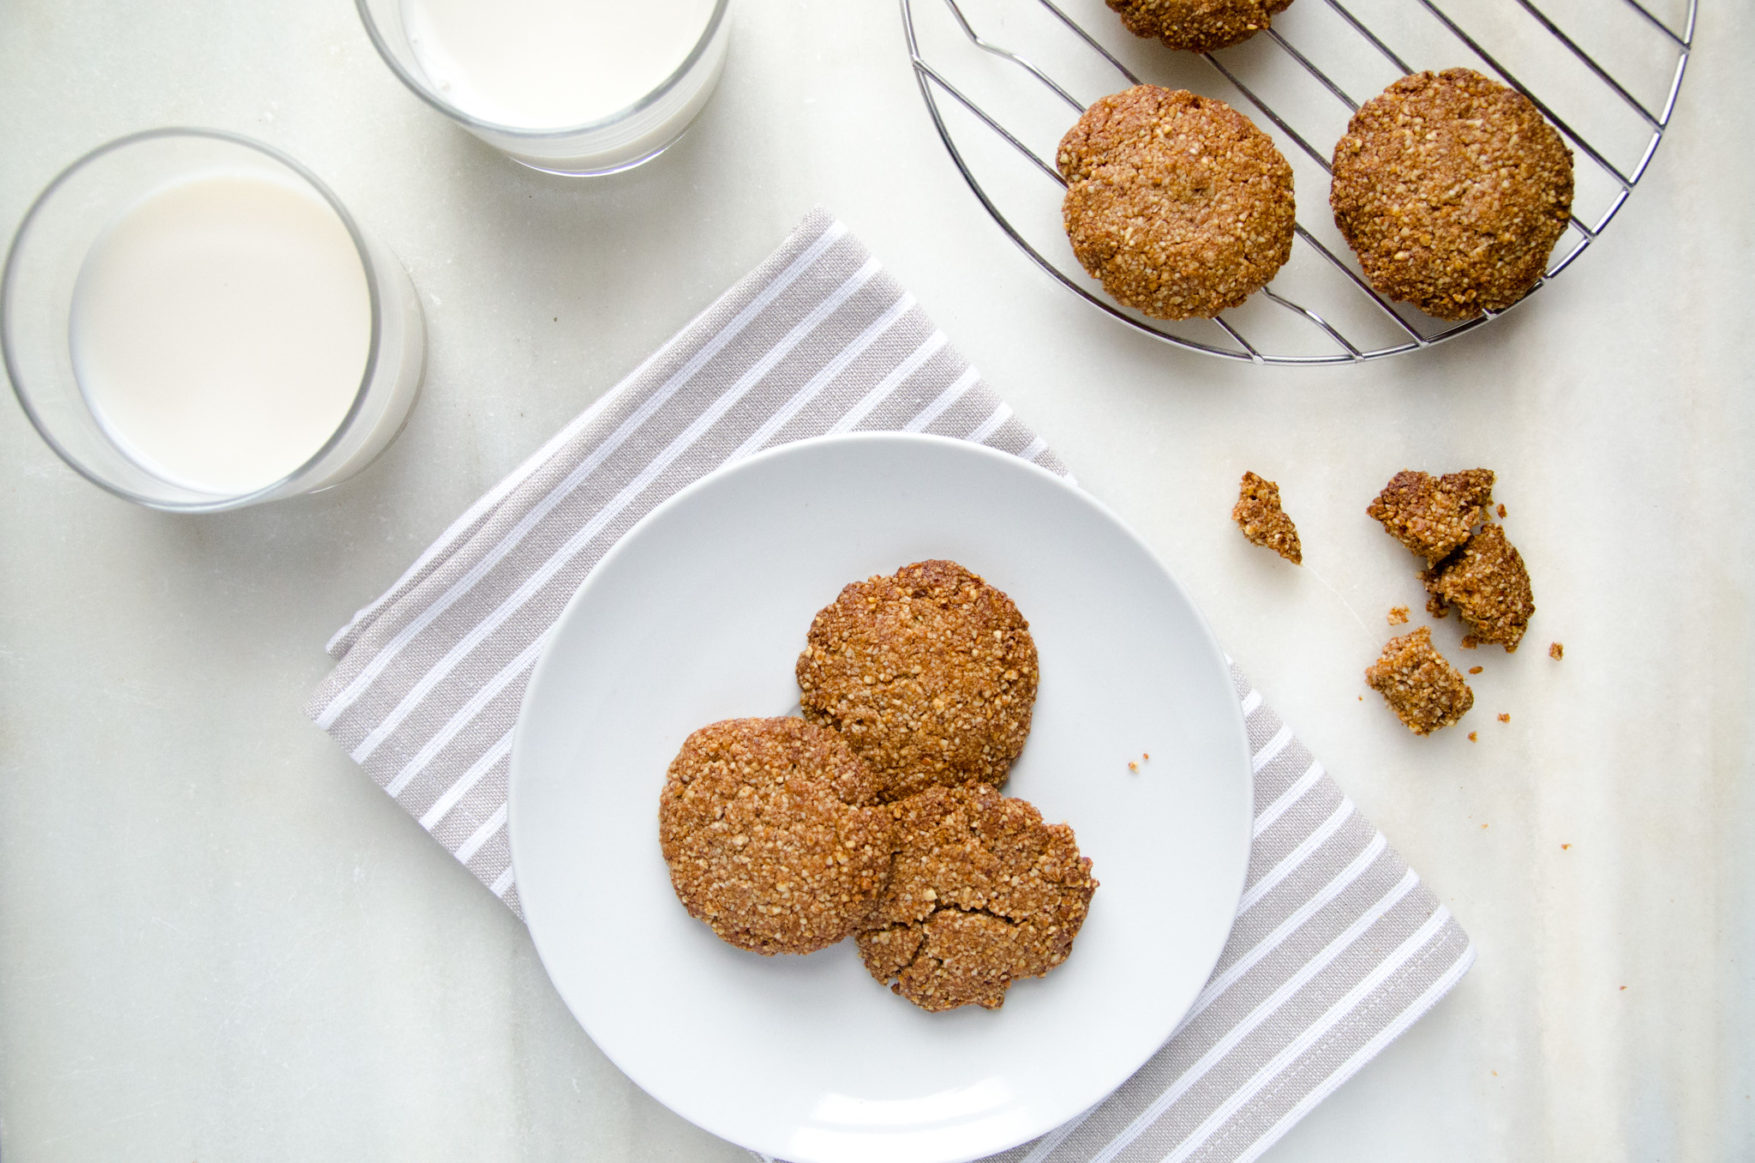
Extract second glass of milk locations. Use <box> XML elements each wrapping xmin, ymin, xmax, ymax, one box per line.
<box><xmin>2</xmin><ymin>129</ymin><xmax>426</xmax><ymax>511</ymax></box>
<box><xmin>357</xmin><ymin>0</ymin><xmax>732</xmax><ymax>175</ymax></box>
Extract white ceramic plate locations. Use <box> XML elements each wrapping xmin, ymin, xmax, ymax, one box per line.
<box><xmin>510</xmin><ymin>433</ymin><xmax>1252</xmax><ymax>1163</ymax></box>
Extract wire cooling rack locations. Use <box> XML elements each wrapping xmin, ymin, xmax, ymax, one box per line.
<box><xmin>900</xmin><ymin>0</ymin><xmax>1694</xmax><ymax>363</ymax></box>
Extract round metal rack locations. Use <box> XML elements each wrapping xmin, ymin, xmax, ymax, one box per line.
<box><xmin>901</xmin><ymin>0</ymin><xmax>1695</xmax><ymax>364</ymax></box>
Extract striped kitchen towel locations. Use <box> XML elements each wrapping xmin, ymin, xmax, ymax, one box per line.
<box><xmin>308</xmin><ymin>207</ymin><xmax>1473</xmax><ymax>1163</ymax></box>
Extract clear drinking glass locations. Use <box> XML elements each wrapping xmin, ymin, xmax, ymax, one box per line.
<box><xmin>356</xmin><ymin>0</ymin><xmax>734</xmax><ymax>176</ymax></box>
<box><xmin>2</xmin><ymin>128</ymin><xmax>426</xmax><ymax>512</ymax></box>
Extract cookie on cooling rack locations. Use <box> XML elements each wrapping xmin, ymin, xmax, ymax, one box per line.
<box><xmin>1057</xmin><ymin>85</ymin><xmax>1295</xmax><ymax>321</ymax></box>
<box><xmin>1106</xmin><ymin>0</ymin><xmax>1294</xmax><ymax>53</ymax></box>
<box><xmin>1330</xmin><ymin>68</ymin><xmax>1574</xmax><ymax>320</ymax></box>
<box><xmin>856</xmin><ymin>784</ymin><xmax>1097</xmax><ymax>1012</ymax></box>
<box><xmin>797</xmin><ymin>560</ymin><xmax>1038</xmax><ymax>803</ymax></box>
<box><xmin>658</xmin><ymin>717</ymin><xmax>895</xmax><ymax>956</ymax></box>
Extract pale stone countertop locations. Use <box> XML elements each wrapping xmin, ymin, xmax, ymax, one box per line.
<box><xmin>2</xmin><ymin>0</ymin><xmax>1751</xmax><ymax>1159</ymax></box>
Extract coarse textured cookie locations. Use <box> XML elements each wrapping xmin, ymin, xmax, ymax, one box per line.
<box><xmin>1058</xmin><ymin>86</ymin><xmax>1295</xmax><ymax>321</ymax></box>
<box><xmin>1107</xmin><ymin>0</ymin><xmax>1294</xmax><ymax>52</ymax></box>
<box><xmin>856</xmin><ymin>785</ymin><xmax>1097</xmax><ymax>1012</ymax></box>
<box><xmin>1367</xmin><ymin>468</ymin><xmax>1495</xmax><ymax>564</ymax></box>
<box><xmin>1365</xmin><ymin>627</ymin><xmax>1474</xmax><ymax>735</ymax></box>
<box><xmin>1330</xmin><ymin>68</ymin><xmax>1573</xmax><ymax>320</ymax></box>
<box><xmin>1423</xmin><ymin>522</ymin><xmax>1535</xmax><ymax>651</ymax></box>
<box><xmin>658</xmin><ymin>717</ymin><xmax>894</xmax><ymax>956</ymax></box>
<box><xmin>1233</xmin><ymin>470</ymin><xmax>1302</xmax><ymax>564</ymax></box>
<box><xmin>797</xmin><ymin>560</ymin><xmax>1038</xmax><ymax>802</ymax></box>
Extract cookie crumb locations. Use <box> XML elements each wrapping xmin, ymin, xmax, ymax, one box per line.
<box><xmin>1460</xmin><ymin>635</ymin><xmax>1479</xmax><ymax>649</ymax></box>
<box><xmin>1127</xmin><ymin>760</ymin><xmax>1139</xmax><ymax>772</ymax></box>
<box><xmin>1497</xmin><ymin>713</ymin><xmax>1510</xmax><ymax>723</ymax></box>
<box><xmin>1467</xmin><ymin>731</ymin><xmax>1477</xmax><ymax>742</ymax></box>
<box><xmin>1365</xmin><ymin>626</ymin><xmax>1474</xmax><ymax>735</ymax></box>
<box><xmin>1468</xmin><ymin>666</ymin><xmax>1483</xmax><ymax>675</ymax></box>
<box><xmin>1388</xmin><ymin>605</ymin><xmax>1409</xmax><ymax>625</ymax></box>
<box><xmin>1232</xmin><ymin>471</ymin><xmax>1303</xmax><ymax>564</ymax></box>
<box><xmin>1497</xmin><ymin>503</ymin><xmax>1508</xmax><ymax>518</ymax></box>
<box><xmin>1561</xmin><ymin>843</ymin><xmax>1571</xmax><ymax>850</ymax></box>
<box><xmin>1549</xmin><ymin>641</ymin><xmax>1564</xmax><ymax>660</ymax></box>
<box><xmin>1142</xmin><ymin>752</ymin><xmax>1150</xmax><ymax>760</ymax></box>
<box><xmin>1424</xmin><ymin>523</ymin><xmax>1536</xmax><ymax>651</ymax></box>
<box><xmin>1366</xmin><ymin>468</ymin><xmax>1495</xmax><ymax>564</ymax></box>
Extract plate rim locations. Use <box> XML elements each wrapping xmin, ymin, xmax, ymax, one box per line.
<box><xmin>508</xmin><ymin>430</ymin><xmax>1254</xmax><ymax>1162</ymax></box>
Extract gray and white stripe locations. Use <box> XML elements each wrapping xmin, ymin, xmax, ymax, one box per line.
<box><xmin>309</xmin><ymin>209</ymin><xmax>1471</xmax><ymax>1160</ymax></box>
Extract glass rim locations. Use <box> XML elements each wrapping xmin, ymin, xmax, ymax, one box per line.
<box><xmin>354</xmin><ymin>0</ymin><xmax>733</xmax><ymax>142</ymax></box>
<box><xmin>1</xmin><ymin>126</ymin><xmax>387</xmax><ymax>513</ymax></box>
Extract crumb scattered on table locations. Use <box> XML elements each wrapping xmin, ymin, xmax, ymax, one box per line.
<box><xmin>1549</xmin><ymin>641</ymin><xmax>1564</xmax><ymax>660</ymax></box>
<box><xmin>1127</xmin><ymin>760</ymin><xmax>1138</xmax><ymax>772</ymax></box>
<box><xmin>1388</xmin><ymin>605</ymin><xmax>1409</xmax><ymax>625</ymax></box>
<box><xmin>1497</xmin><ymin>503</ymin><xmax>1508</xmax><ymax>518</ymax></box>
<box><xmin>1561</xmin><ymin>843</ymin><xmax>1571</xmax><ymax>850</ymax></box>
<box><xmin>1497</xmin><ymin>713</ymin><xmax>1510</xmax><ymax>723</ymax></box>
<box><xmin>1232</xmin><ymin>471</ymin><xmax>1302</xmax><ymax>564</ymax></box>
<box><xmin>1468</xmin><ymin>731</ymin><xmax>1478</xmax><ymax>742</ymax></box>
<box><xmin>1365</xmin><ymin>626</ymin><xmax>1474</xmax><ymax>735</ymax></box>
<box><xmin>1468</xmin><ymin>666</ymin><xmax>1483</xmax><ymax>675</ymax></box>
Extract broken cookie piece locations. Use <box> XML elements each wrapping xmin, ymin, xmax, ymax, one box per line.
<box><xmin>1233</xmin><ymin>471</ymin><xmax>1302</xmax><ymax>564</ymax></box>
<box><xmin>1423</xmin><ymin>523</ymin><xmax>1535</xmax><ymax>651</ymax></box>
<box><xmin>856</xmin><ymin>784</ymin><xmax>1096</xmax><ymax>1012</ymax></box>
<box><xmin>1366</xmin><ymin>468</ymin><xmax>1494</xmax><ymax>564</ymax></box>
<box><xmin>1366</xmin><ymin>627</ymin><xmax>1474</xmax><ymax>735</ymax></box>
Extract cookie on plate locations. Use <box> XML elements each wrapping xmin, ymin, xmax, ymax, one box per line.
<box><xmin>1058</xmin><ymin>85</ymin><xmax>1295</xmax><ymax>320</ymax></box>
<box><xmin>856</xmin><ymin>785</ymin><xmax>1098</xmax><ymax>1012</ymax></box>
<box><xmin>1330</xmin><ymin>68</ymin><xmax>1574</xmax><ymax>319</ymax></box>
<box><xmin>797</xmin><ymin>560</ymin><xmax>1038</xmax><ymax>802</ymax></box>
<box><xmin>1106</xmin><ymin>0</ymin><xmax>1295</xmax><ymax>53</ymax></box>
<box><xmin>658</xmin><ymin>717</ymin><xmax>894</xmax><ymax>955</ymax></box>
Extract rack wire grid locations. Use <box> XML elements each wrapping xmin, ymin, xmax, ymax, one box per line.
<box><xmin>900</xmin><ymin>0</ymin><xmax>1695</xmax><ymax>364</ymax></box>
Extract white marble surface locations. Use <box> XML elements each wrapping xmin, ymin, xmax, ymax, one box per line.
<box><xmin>2</xmin><ymin>1</ymin><xmax>1751</xmax><ymax>1159</ymax></box>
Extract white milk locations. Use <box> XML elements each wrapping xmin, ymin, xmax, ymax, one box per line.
<box><xmin>402</xmin><ymin>0</ymin><xmax>717</xmax><ymax>129</ymax></box>
<box><xmin>69</xmin><ymin>173</ymin><xmax>372</xmax><ymax>496</ymax></box>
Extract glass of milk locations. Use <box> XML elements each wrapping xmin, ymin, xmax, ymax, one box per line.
<box><xmin>2</xmin><ymin>129</ymin><xmax>426</xmax><ymax>512</ymax></box>
<box><xmin>357</xmin><ymin>0</ymin><xmax>733</xmax><ymax>175</ymax></box>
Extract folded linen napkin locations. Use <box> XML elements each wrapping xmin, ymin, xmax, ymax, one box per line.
<box><xmin>307</xmin><ymin>208</ymin><xmax>1473</xmax><ymax>1163</ymax></box>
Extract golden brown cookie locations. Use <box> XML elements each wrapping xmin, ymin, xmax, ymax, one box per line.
<box><xmin>1058</xmin><ymin>85</ymin><xmax>1295</xmax><ymax>320</ymax></box>
<box><xmin>1365</xmin><ymin>627</ymin><xmax>1474</xmax><ymax>734</ymax></box>
<box><xmin>658</xmin><ymin>717</ymin><xmax>894</xmax><ymax>956</ymax></box>
<box><xmin>1107</xmin><ymin>0</ymin><xmax>1294</xmax><ymax>52</ymax></box>
<box><xmin>856</xmin><ymin>785</ymin><xmax>1097</xmax><ymax>1012</ymax></box>
<box><xmin>1233</xmin><ymin>470</ymin><xmax>1302</xmax><ymax>564</ymax></box>
<box><xmin>1423</xmin><ymin>523</ymin><xmax>1535</xmax><ymax>651</ymax></box>
<box><xmin>796</xmin><ymin>560</ymin><xmax>1038</xmax><ymax>802</ymax></box>
<box><xmin>1330</xmin><ymin>69</ymin><xmax>1574</xmax><ymax>320</ymax></box>
<box><xmin>1367</xmin><ymin>468</ymin><xmax>1495</xmax><ymax>564</ymax></box>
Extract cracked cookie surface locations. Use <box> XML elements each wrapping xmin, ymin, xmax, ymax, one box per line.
<box><xmin>797</xmin><ymin>560</ymin><xmax>1038</xmax><ymax>802</ymax></box>
<box><xmin>856</xmin><ymin>785</ymin><xmax>1097</xmax><ymax>1012</ymax></box>
<box><xmin>658</xmin><ymin>717</ymin><xmax>895</xmax><ymax>956</ymax></box>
